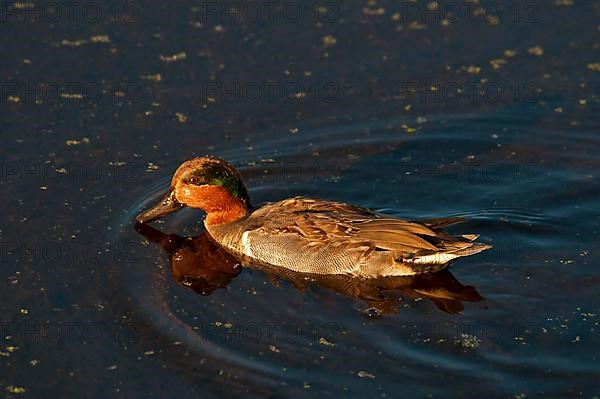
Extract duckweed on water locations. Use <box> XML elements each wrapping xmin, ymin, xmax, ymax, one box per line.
<box><xmin>528</xmin><ymin>46</ymin><xmax>544</xmax><ymax>56</ymax></box>
<box><xmin>141</xmin><ymin>73</ymin><xmax>163</xmax><ymax>81</ymax></box>
<box><xmin>269</xmin><ymin>345</ymin><xmax>280</xmax><ymax>353</ymax></box>
<box><xmin>456</xmin><ymin>334</ymin><xmax>481</xmax><ymax>349</ymax></box>
<box><xmin>213</xmin><ymin>321</ymin><xmax>233</xmax><ymax>329</ymax></box>
<box><xmin>319</xmin><ymin>337</ymin><xmax>335</xmax><ymax>347</ymax></box>
<box><xmin>6</xmin><ymin>385</ymin><xmax>26</xmax><ymax>394</ymax></box>
<box><xmin>322</xmin><ymin>35</ymin><xmax>337</xmax><ymax>47</ymax></box>
<box><xmin>357</xmin><ymin>370</ymin><xmax>375</xmax><ymax>379</ymax></box>
<box><xmin>175</xmin><ymin>113</ymin><xmax>188</xmax><ymax>123</ymax></box>
<box><xmin>65</xmin><ymin>138</ymin><xmax>90</xmax><ymax>146</ymax></box>
<box><xmin>159</xmin><ymin>52</ymin><xmax>187</xmax><ymax>62</ymax></box>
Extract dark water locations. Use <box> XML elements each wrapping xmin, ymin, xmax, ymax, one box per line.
<box><xmin>1</xmin><ymin>0</ymin><xmax>599</xmax><ymax>397</ymax></box>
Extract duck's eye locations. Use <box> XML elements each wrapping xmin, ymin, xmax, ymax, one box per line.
<box><xmin>185</xmin><ymin>176</ymin><xmax>205</xmax><ymax>186</ymax></box>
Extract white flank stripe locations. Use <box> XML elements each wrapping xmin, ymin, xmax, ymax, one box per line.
<box><xmin>241</xmin><ymin>231</ymin><xmax>253</xmax><ymax>257</ymax></box>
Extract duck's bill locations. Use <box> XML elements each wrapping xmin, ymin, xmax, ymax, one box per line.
<box><xmin>136</xmin><ymin>189</ymin><xmax>184</xmax><ymax>223</ymax></box>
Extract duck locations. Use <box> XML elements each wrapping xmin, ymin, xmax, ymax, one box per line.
<box><xmin>136</xmin><ymin>156</ymin><xmax>491</xmax><ymax>277</ymax></box>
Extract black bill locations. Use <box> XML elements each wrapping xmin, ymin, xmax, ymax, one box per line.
<box><xmin>136</xmin><ymin>189</ymin><xmax>184</xmax><ymax>223</ymax></box>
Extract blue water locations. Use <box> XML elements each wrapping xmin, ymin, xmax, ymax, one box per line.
<box><xmin>112</xmin><ymin>110</ymin><xmax>598</xmax><ymax>397</ymax></box>
<box><xmin>1</xmin><ymin>0</ymin><xmax>599</xmax><ymax>397</ymax></box>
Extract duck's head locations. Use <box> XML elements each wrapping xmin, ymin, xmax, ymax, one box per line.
<box><xmin>136</xmin><ymin>156</ymin><xmax>251</xmax><ymax>226</ymax></box>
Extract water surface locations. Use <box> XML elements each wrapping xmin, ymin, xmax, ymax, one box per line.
<box><xmin>1</xmin><ymin>0</ymin><xmax>599</xmax><ymax>397</ymax></box>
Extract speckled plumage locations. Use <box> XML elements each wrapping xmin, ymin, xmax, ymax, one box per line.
<box><xmin>206</xmin><ymin>197</ymin><xmax>491</xmax><ymax>277</ymax></box>
<box><xmin>137</xmin><ymin>157</ymin><xmax>492</xmax><ymax>278</ymax></box>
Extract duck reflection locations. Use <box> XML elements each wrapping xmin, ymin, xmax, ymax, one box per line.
<box><xmin>135</xmin><ymin>222</ymin><xmax>241</xmax><ymax>296</ymax></box>
<box><xmin>135</xmin><ymin>223</ymin><xmax>482</xmax><ymax>314</ymax></box>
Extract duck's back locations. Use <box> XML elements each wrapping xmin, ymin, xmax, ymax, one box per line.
<box><xmin>206</xmin><ymin>197</ymin><xmax>491</xmax><ymax>277</ymax></box>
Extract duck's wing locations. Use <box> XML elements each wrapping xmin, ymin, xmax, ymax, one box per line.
<box><xmin>254</xmin><ymin>198</ymin><xmax>449</xmax><ymax>253</ymax></box>
<box><xmin>419</xmin><ymin>217</ymin><xmax>465</xmax><ymax>229</ymax></box>
<box><xmin>240</xmin><ymin>198</ymin><xmax>490</xmax><ymax>275</ymax></box>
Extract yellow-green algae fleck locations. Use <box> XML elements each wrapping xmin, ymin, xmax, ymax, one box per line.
<box><xmin>6</xmin><ymin>386</ymin><xmax>27</xmax><ymax>394</ymax></box>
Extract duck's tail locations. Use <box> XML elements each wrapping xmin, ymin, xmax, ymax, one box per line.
<box><xmin>394</xmin><ymin>215</ymin><xmax>492</xmax><ymax>275</ymax></box>
<box><xmin>398</xmin><ymin>241</ymin><xmax>492</xmax><ymax>274</ymax></box>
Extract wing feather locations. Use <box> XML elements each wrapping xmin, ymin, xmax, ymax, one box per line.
<box><xmin>260</xmin><ymin>198</ymin><xmax>440</xmax><ymax>253</ymax></box>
